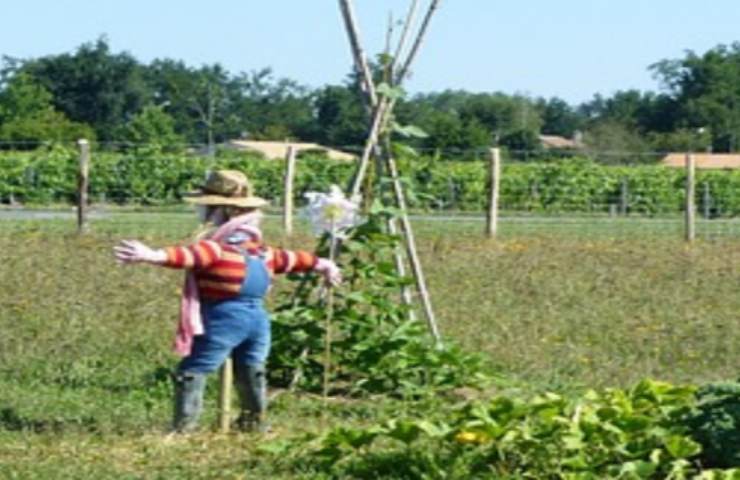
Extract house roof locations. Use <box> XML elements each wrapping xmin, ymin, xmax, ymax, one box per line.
<box><xmin>539</xmin><ymin>134</ymin><xmax>581</xmax><ymax>149</ymax></box>
<box><xmin>225</xmin><ymin>140</ymin><xmax>355</xmax><ymax>162</ymax></box>
<box><xmin>660</xmin><ymin>153</ymin><xmax>740</xmax><ymax>169</ymax></box>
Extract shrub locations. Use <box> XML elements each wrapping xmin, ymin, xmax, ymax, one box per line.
<box><xmin>686</xmin><ymin>380</ymin><xmax>740</xmax><ymax>468</ymax></box>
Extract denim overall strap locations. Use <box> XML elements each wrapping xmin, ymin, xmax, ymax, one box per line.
<box><xmin>239</xmin><ymin>250</ymin><xmax>271</xmax><ymax>300</ymax></box>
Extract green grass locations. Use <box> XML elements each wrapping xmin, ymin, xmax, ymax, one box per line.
<box><xmin>1</xmin><ymin>213</ymin><xmax>739</xmax><ymax>478</ymax></box>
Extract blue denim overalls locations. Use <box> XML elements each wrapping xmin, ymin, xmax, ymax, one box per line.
<box><xmin>178</xmin><ymin>251</ymin><xmax>271</xmax><ymax>374</ymax></box>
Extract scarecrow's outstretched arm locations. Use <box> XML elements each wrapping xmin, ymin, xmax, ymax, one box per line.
<box><xmin>162</xmin><ymin>240</ymin><xmax>224</xmax><ymax>270</ymax></box>
<box><xmin>268</xmin><ymin>247</ymin><xmax>318</xmax><ymax>274</ymax></box>
<box><xmin>114</xmin><ymin>239</ymin><xmax>224</xmax><ymax>269</ymax></box>
<box><xmin>114</xmin><ymin>240</ymin><xmax>167</xmax><ymax>265</ymax></box>
<box><xmin>267</xmin><ymin>247</ymin><xmax>341</xmax><ymax>286</ymax></box>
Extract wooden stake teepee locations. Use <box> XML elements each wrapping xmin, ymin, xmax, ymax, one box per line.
<box><xmin>337</xmin><ymin>0</ymin><xmax>443</xmax><ymax>346</ymax></box>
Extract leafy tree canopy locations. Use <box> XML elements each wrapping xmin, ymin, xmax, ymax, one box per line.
<box><xmin>1</xmin><ymin>39</ymin><xmax>739</xmax><ymax>159</ymax></box>
<box><xmin>0</xmin><ymin>73</ymin><xmax>94</xmax><ymax>147</ymax></box>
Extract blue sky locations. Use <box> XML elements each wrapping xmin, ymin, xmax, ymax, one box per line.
<box><xmin>1</xmin><ymin>1</ymin><xmax>738</xmax><ymax>104</ymax></box>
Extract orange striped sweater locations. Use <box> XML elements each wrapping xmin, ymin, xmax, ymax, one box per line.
<box><xmin>163</xmin><ymin>239</ymin><xmax>317</xmax><ymax>301</ymax></box>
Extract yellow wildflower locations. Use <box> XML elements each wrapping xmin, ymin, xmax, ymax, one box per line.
<box><xmin>454</xmin><ymin>430</ymin><xmax>490</xmax><ymax>445</ymax></box>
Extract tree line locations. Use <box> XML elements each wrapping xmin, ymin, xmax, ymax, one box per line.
<box><xmin>1</xmin><ymin>38</ymin><xmax>739</xmax><ymax>162</ymax></box>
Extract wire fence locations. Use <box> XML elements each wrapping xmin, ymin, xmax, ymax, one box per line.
<box><xmin>1</xmin><ymin>143</ymin><xmax>740</xmax><ymax>240</ymax></box>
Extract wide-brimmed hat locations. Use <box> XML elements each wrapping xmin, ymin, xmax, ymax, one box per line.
<box><xmin>184</xmin><ymin>170</ymin><xmax>268</xmax><ymax>208</ymax></box>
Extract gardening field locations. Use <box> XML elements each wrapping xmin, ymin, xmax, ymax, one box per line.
<box><xmin>1</xmin><ymin>211</ymin><xmax>739</xmax><ymax>478</ymax></box>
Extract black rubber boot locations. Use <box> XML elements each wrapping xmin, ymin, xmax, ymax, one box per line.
<box><xmin>234</xmin><ymin>363</ymin><xmax>270</xmax><ymax>433</ymax></box>
<box><xmin>172</xmin><ymin>371</ymin><xmax>206</xmax><ymax>433</ymax></box>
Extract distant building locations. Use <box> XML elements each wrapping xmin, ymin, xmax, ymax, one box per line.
<box><xmin>660</xmin><ymin>153</ymin><xmax>740</xmax><ymax>169</ymax></box>
<box><xmin>223</xmin><ymin>140</ymin><xmax>356</xmax><ymax>162</ymax></box>
<box><xmin>539</xmin><ymin>132</ymin><xmax>583</xmax><ymax>150</ymax></box>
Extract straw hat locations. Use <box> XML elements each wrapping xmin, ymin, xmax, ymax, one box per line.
<box><xmin>184</xmin><ymin>170</ymin><xmax>268</xmax><ymax>208</ymax></box>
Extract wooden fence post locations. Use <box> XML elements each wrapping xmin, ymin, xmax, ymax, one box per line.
<box><xmin>685</xmin><ymin>152</ymin><xmax>696</xmax><ymax>242</ymax></box>
<box><xmin>619</xmin><ymin>178</ymin><xmax>629</xmax><ymax>216</ymax></box>
<box><xmin>218</xmin><ymin>358</ymin><xmax>233</xmax><ymax>433</ymax></box>
<box><xmin>77</xmin><ymin>139</ymin><xmax>90</xmax><ymax>233</ymax></box>
<box><xmin>283</xmin><ymin>145</ymin><xmax>297</xmax><ymax>235</ymax></box>
<box><xmin>702</xmin><ymin>181</ymin><xmax>711</xmax><ymax>219</ymax></box>
<box><xmin>486</xmin><ymin>148</ymin><xmax>501</xmax><ymax>238</ymax></box>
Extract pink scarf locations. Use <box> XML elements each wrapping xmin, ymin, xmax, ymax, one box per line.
<box><xmin>174</xmin><ymin>212</ymin><xmax>263</xmax><ymax>356</ymax></box>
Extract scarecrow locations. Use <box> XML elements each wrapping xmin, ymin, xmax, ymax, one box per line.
<box><xmin>113</xmin><ymin>170</ymin><xmax>341</xmax><ymax>433</ymax></box>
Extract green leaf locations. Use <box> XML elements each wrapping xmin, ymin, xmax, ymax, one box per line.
<box><xmin>414</xmin><ymin>420</ymin><xmax>449</xmax><ymax>438</ymax></box>
<box><xmin>376</xmin><ymin>82</ymin><xmax>405</xmax><ymax>100</ymax></box>
<box><xmin>386</xmin><ymin>420</ymin><xmax>422</xmax><ymax>444</ymax></box>
<box><xmin>563</xmin><ymin>433</ymin><xmax>585</xmax><ymax>451</ymax></box>
<box><xmin>392</xmin><ymin>142</ymin><xmax>419</xmax><ymax>158</ymax></box>
<box><xmin>618</xmin><ymin>460</ymin><xmax>658</xmax><ymax>478</ymax></box>
<box><xmin>392</xmin><ymin>122</ymin><xmax>429</xmax><ymax>139</ymax></box>
<box><xmin>663</xmin><ymin>435</ymin><xmax>702</xmax><ymax>459</ymax></box>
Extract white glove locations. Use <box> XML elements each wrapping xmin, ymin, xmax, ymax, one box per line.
<box><xmin>113</xmin><ymin>240</ymin><xmax>167</xmax><ymax>264</ymax></box>
<box><xmin>315</xmin><ymin>258</ymin><xmax>342</xmax><ymax>287</ymax></box>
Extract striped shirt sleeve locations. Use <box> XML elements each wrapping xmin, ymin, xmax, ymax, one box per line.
<box><xmin>163</xmin><ymin>240</ymin><xmax>223</xmax><ymax>270</ymax></box>
<box><xmin>268</xmin><ymin>247</ymin><xmax>318</xmax><ymax>275</ymax></box>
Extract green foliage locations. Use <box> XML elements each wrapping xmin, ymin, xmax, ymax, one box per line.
<box><xmin>267</xmin><ymin>380</ymin><xmax>739</xmax><ymax>479</ymax></box>
<box><xmin>270</xmin><ymin>212</ymin><xmax>490</xmax><ymax>397</ymax></box>
<box><xmin>5</xmin><ymin>38</ymin><xmax>740</xmax><ymax>156</ymax></box>
<box><xmin>583</xmin><ymin>120</ymin><xmax>651</xmax><ymax>164</ymax></box>
<box><xmin>313</xmin><ymin>84</ymin><xmax>367</xmax><ymax>147</ymax></box>
<box><xmin>651</xmin><ymin>42</ymin><xmax>740</xmax><ymax>152</ymax></box>
<box><xmin>119</xmin><ymin>104</ymin><xmax>184</xmax><ymax>153</ymax></box>
<box><xmin>647</xmin><ymin>128</ymin><xmax>713</xmax><ymax>153</ymax></box>
<box><xmin>0</xmin><ymin>73</ymin><xmax>94</xmax><ymax>147</ymax></box>
<box><xmin>500</xmin><ymin>128</ymin><xmax>543</xmax><ymax>157</ymax></box>
<box><xmin>0</xmin><ymin>72</ymin><xmax>55</xmax><ymax>120</ymax></box>
<box><xmin>539</xmin><ymin>97</ymin><xmax>585</xmax><ymax>138</ymax></box>
<box><xmin>6</xmin><ymin>151</ymin><xmax>740</xmax><ymax>218</ymax></box>
<box><xmin>685</xmin><ymin>380</ymin><xmax>740</xmax><ymax>469</ymax></box>
<box><xmin>18</xmin><ymin>37</ymin><xmax>150</xmax><ymax>141</ymax></box>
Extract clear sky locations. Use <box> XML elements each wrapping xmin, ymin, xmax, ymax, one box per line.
<box><xmin>1</xmin><ymin>1</ymin><xmax>738</xmax><ymax>104</ymax></box>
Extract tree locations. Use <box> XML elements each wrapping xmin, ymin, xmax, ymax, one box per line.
<box><xmin>231</xmin><ymin>69</ymin><xmax>316</xmax><ymax>141</ymax></box>
<box><xmin>120</xmin><ymin>104</ymin><xmax>183</xmax><ymax>153</ymax></box>
<box><xmin>0</xmin><ymin>73</ymin><xmax>94</xmax><ymax>147</ymax></box>
<box><xmin>190</xmin><ymin>64</ymin><xmax>231</xmax><ymax>154</ymax></box>
<box><xmin>651</xmin><ymin>43</ymin><xmax>740</xmax><ymax>152</ymax></box>
<box><xmin>582</xmin><ymin>120</ymin><xmax>650</xmax><ymax>164</ymax></box>
<box><xmin>16</xmin><ymin>37</ymin><xmax>150</xmax><ymax>141</ymax></box>
<box><xmin>500</xmin><ymin>129</ymin><xmax>543</xmax><ymax>159</ymax></box>
<box><xmin>646</xmin><ymin>128</ymin><xmax>712</xmax><ymax>153</ymax></box>
<box><xmin>538</xmin><ymin>97</ymin><xmax>585</xmax><ymax>138</ymax></box>
<box><xmin>313</xmin><ymin>85</ymin><xmax>366</xmax><ymax>147</ymax></box>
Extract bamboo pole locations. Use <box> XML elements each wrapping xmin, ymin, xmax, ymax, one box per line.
<box><xmin>218</xmin><ymin>358</ymin><xmax>233</xmax><ymax>432</ymax></box>
<box><xmin>342</xmin><ymin>0</ymin><xmax>442</xmax><ymax>198</ymax></box>
<box><xmin>685</xmin><ymin>152</ymin><xmax>696</xmax><ymax>242</ymax></box>
<box><xmin>392</xmin><ymin>0</ymin><xmax>420</xmax><ymax>68</ymax></box>
<box><xmin>486</xmin><ymin>148</ymin><xmax>501</xmax><ymax>238</ymax></box>
<box><xmin>387</xmin><ymin>217</ymin><xmax>417</xmax><ymax>322</ymax></box>
<box><xmin>384</xmin><ymin>145</ymin><xmax>441</xmax><ymax>346</ymax></box>
<box><xmin>283</xmin><ymin>145</ymin><xmax>297</xmax><ymax>236</ymax></box>
<box><xmin>338</xmin><ymin>0</ymin><xmax>378</xmax><ymax>107</ymax></box>
<box><xmin>349</xmin><ymin>100</ymin><xmax>390</xmax><ymax>199</ymax></box>
<box><xmin>394</xmin><ymin>0</ymin><xmax>442</xmax><ymax>84</ymax></box>
<box><xmin>323</xmin><ymin>227</ymin><xmax>338</xmax><ymax>403</ymax></box>
<box><xmin>77</xmin><ymin>139</ymin><xmax>90</xmax><ymax>233</ymax></box>
<box><xmin>338</xmin><ymin>0</ymin><xmax>443</xmax><ymax>342</ymax></box>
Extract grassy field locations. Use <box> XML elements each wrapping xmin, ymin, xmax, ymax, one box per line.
<box><xmin>1</xmin><ymin>212</ymin><xmax>739</xmax><ymax>478</ymax></box>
